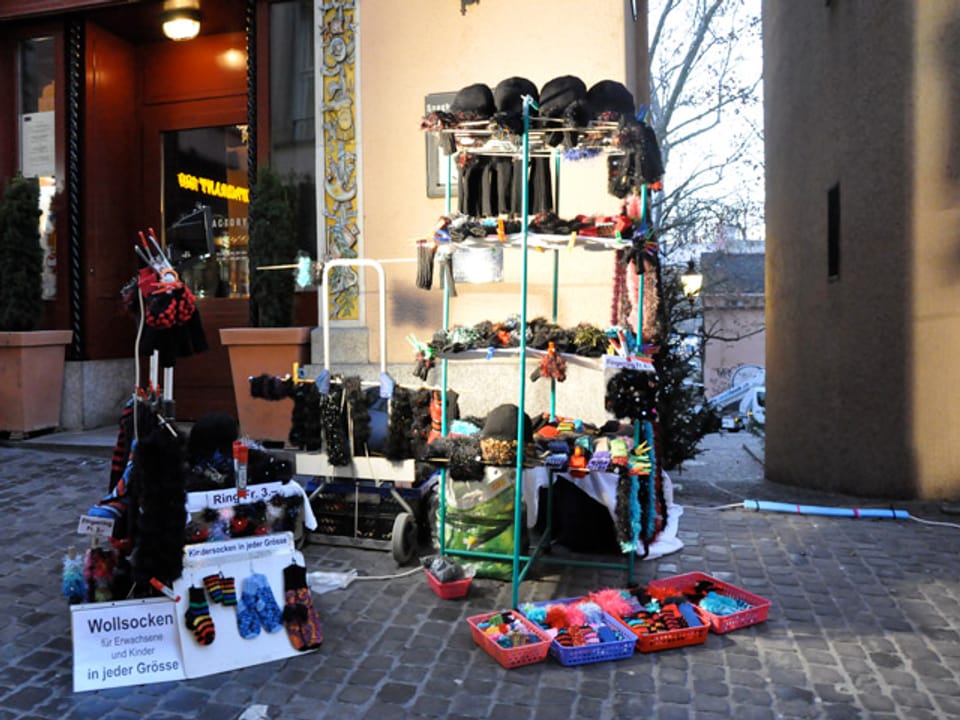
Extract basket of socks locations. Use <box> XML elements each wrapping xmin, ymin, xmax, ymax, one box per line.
<box><xmin>519</xmin><ymin>596</ymin><xmax>635</xmax><ymax>666</ymax></box>
<box><xmin>646</xmin><ymin>572</ymin><xmax>771</xmax><ymax>634</ymax></box>
<box><xmin>590</xmin><ymin>588</ymin><xmax>709</xmax><ymax>653</ymax></box>
<box><xmin>467</xmin><ymin>610</ymin><xmax>552</xmax><ymax>669</ymax></box>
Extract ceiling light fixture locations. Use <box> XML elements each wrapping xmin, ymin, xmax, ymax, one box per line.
<box><xmin>162</xmin><ymin>7</ymin><xmax>202</xmax><ymax>41</ymax></box>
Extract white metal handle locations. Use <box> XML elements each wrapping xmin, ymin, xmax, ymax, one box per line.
<box><xmin>320</xmin><ymin>258</ymin><xmax>387</xmax><ymax>374</ymax></box>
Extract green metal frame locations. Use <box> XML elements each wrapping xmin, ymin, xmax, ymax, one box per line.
<box><xmin>436</xmin><ymin>98</ymin><xmax>646</xmax><ymax>608</ymax></box>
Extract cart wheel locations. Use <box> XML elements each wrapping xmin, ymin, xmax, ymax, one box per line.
<box><xmin>391</xmin><ymin>512</ymin><xmax>417</xmax><ymax>565</ymax></box>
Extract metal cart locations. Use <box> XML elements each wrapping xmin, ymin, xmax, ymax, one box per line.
<box><xmin>295</xmin><ymin>258</ymin><xmax>430</xmax><ymax>564</ymax></box>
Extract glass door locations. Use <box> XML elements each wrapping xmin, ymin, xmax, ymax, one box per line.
<box><xmin>161</xmin><ymin>124</ymin><xmax>249</xmax><ymax>298</ymax></box>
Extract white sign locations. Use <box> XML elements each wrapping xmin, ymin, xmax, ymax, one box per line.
<box><xmin>71</xmin><ymin>534</ymin><xmax>313</xmax><ymax>691</ymax></box>
<box><xmin>182</xmin><ymin>532</ymin><xmax>295</xmax><ymax>567</ymax></box>
<box><xmin>77</xmin><ymin>515</ymin><xmax>115</xmax><ymax>538</ymax></box>
<box><xmin>20</xmin><ymin>111</ymin><xmax>55</xmax><ymax>178</ymax></box>
<box><xmin>453</xmin><ymin>246</ymin><xmax>503</xmax><ymax>283</ymax></box>
<box><xmin>185</xmin><ymin>482</ymin><xmax>286</xmax><ymax>513</ymax></box>
<box><xmin>176</xmin><ymin>533</ymin><xmax>312</xmax><ymax>679</ymax></box>
<box><xmin>71</xmin><ymin>597</ymin><xmax>184</xmax><ymax>692</ymax></box>
<box><xmin>603</xmin><ymin>355</ymin><xmax>656</xmax><ymax>372</ymax></box>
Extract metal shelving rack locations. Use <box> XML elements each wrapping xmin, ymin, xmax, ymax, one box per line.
<box><xmin>431</xmin><ymin>97</ymin><xmax>658</xmax><ymax>608</ymax></box>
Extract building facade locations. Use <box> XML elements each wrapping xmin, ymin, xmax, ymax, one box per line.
<box><xmin>700</xmin><ymin>251</ymin><xmax>765</xmax><ymax>400</ymax></box>
<box><xmin>0</xmin><ymin>0</ymin><xmax>651</xmax><ymax>429</ymax></box>
<box><xmin>764</xmin><ymin>1</ymin><xmax>960</xmax><ymax>500</ymax></box>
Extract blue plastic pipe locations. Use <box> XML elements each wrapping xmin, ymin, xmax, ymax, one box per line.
<box><xmin>743</xmin><ymin>499</ymin><xmax>909</xmax><ymax>520</ymax></box>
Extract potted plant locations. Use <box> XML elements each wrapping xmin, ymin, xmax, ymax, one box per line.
<box><xmin>0</xmin><ymin>174</ymin><xmax>72</xmax><ymax>435</ymax></box>
<box><xmin>220</xmin><ymin>166</ymin><xmax>311</xmax><ymax>445</ymax></box>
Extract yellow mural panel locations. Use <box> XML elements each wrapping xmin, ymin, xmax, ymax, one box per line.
<box><xmin>319</xmin><ymin>0</ymin><xmax>360</xmax><ymax>321</ymax></box>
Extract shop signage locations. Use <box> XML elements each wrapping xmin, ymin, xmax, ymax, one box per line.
<box><xmin>185</xmin><ymin>481</ymin><xmax>287</xmax><ymax>513</ymax></box>
<box><xmin>175</xmin><ymin>532</ymin><xmax>311</xmax><ymax>680</ymax></box>
<box><xmin>76</xmin><ymin>515</ymin><xmax>115</xmax><ymax>538</ymax></box>
<box><xmin>425</xmin><ymin>91</ymin><xmax>459</xmax><ymax>198</ymax></box>
<box><xmin>70</xmin><ymin>597</ymin><xmax>184</xmax><ymax>692</ymax></box>
<box><xmin>176</xmin><ymin>172</ymin><xmax>249</xmax><ymax>203</ymax></box>
<box><xmin>603</xmin><ymin>355</ymin><xmax>655</xmax><ymax>372</ymax></box>
<box><xmin>71</xmin><ymin>533</ymin><xmax>309</xmax><ymax>692</ymax></box>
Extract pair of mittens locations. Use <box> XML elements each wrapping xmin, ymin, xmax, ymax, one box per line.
<box><xmin>236</xmin><ymin>572</ymin><xmax>284</xmax><ymax>639</ymax></box>
<box><xmin>281</xmin><ymin>563</ymin><xmax>323</xmax><ymax>651</ymax></box>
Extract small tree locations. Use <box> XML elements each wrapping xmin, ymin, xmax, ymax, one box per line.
<box><xmin>655</xmin><ymin>263</ymin><xmax>719</xmax><ymax>470</ymax></box>
<box><xmin>248</xmin><ymin>166</ymin><xmax>298</xmax><ymax>327</ymax></box>
<box><xmin>0</xmin><ymin>175</ymin><xmax>43</xmax><ymax>332</ymax></box>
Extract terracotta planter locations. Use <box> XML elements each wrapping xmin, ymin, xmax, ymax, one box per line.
<box><xmin>0</xmin><ymin>330</ymin><xmax>73</xmax><ymax>435</ymax></box>
<box><xmin>219</xmin><ymin>327</ymin><xmax>311</xmax><ymax>444</ymax></box>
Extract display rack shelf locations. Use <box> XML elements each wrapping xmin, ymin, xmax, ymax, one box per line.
<box><xmin>429</xmin><ymin>96</ymin><xmax>660</xmax><ymax>608</ymax></box>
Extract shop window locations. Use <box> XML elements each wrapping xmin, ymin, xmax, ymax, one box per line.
<box><xmin>162</xmin><ymin>125</ymin><xmax>250</xmax><ymax>298</ymax></box>
<box><xmin>18</xmin><ymin>36</ymin><xmax>57</xmax><ymax>300</ymax></box>
<box><xmin>269</xmin><ymin>0</ymin><xmax>316</xmax><ymax>265</ymax></box>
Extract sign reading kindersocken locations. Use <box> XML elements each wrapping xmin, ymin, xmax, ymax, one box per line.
<box><xmin>71</xmin><ymin>597</ymin><xmax>185</xmax><ymax>692</ymax></box>
<box><xmin>175</xmin><ymin>532</ymin><xmax>314</xmax><ymax>679</ymax></box>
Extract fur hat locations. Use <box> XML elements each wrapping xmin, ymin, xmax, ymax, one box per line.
<box><xmin>493</xmin><ymin>76</ymin><xmax>539</xmax><ymax>134</ymax></box>
<box><xmin>587</xmin><ymin>80</ymin><xmax>636</xmax><ymax>121</ymax></box>
<box><xmin>479</xmin><ymin>404</ymin><xmax>533</xmax><ymax>465</ymax></box>
<box><xmin>187</xmin><ymin>412</ymin><xmax>239</xmax><ymax>463</ymax></box>
<box><xmin>451</xmin><ymin>82</ymin><xmax>496</xmax><ymax>121</ymax></box>
<box><xmin>495</xmin><ymin>76</ymin><xmax>539</xmax><ymax>114</ymax></box>
<box><xmin>538</xmin><ymin>75</ymin><xmax>591</xmax><ymax>147</ymax></box>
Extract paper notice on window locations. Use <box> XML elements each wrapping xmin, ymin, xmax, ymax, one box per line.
<box><xmin>21</xmin><ymin>111</ymin><xmax>55</xmax><ymax>178</ymax></box>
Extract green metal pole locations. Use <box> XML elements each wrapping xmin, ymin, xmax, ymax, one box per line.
<box><xmin>439</xmin><ymin>151</ymin><xmax>453</xmax><ymax>556</ymax></box>
<box><xmin>511</xmin><ymin>97</ymin><xmax>535</xmax><ymax>609</ymax></box>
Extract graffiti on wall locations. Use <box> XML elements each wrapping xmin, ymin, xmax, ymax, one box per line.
<box><xmin>318</xmin><ymin>0</ymin><xmax>360</xmax><ymax>321</ymax></box>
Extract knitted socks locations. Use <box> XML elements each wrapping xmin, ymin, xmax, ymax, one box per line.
<box><xmin>184</xmin><ymin>586</ymin><xmax>215</xmax><ymax>645</ymax></box>
<box><xmin>220</xmin><ymin>576</ymin><xmax>237</xmax><ymax>606</ymax></box>
<box><xmin>203</xmin><ymin>574</ymin><xmax>223</xmax><ymax>603</ymax></box>
<box><xmin>281</xmin><ymin>563</ymin><xmax>323</xmax><ymax>651</ymax></box>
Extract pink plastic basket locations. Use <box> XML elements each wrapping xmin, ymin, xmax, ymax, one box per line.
<box><xmin>647</xmin><ymin>572</ymin><xmax>771</xmax><ymax>634</ymax></box>
<box><xmin>467</xmin><ymin>611</ymin><xmax>552</xmax><ymax>669</ymax></box>
<box><xmin>425</xmin><ymin>569</ymin><xmax>472</xmax><ymax>599</ymax></box>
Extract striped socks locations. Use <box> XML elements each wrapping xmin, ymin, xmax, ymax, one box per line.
<box><xmin>203</xmin><ymin>574</ymin><xmax>223</xmax><ymax>603</ymax></box>
<box><xmin>220</xmin><ymin>576</ymin><xmax>237</xmax><ymax>606</ymax></box>
<box><xmin>203</xmin><ymin>573</ymin><xmax>237</xmax><ymax>606</ymax></box>
<box><xmin>184</xmin><ymin>586</ymin><xmax>215</xmax><ymax>645</ymax></box>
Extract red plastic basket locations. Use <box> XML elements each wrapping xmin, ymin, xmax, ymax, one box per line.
<box><xmin>522</xmin><ymin>597</ymin><xmax>636</xmax><ymax>666</ymax></box>
<box><xmin>425</xmin><ymin>569</ymin><xmax>472</xmax><ymax>599</ymax></box>
<box><xmin>617</xmin><ymin>603</ymin><xmax>710</xmax><ymax>653</ymax></box>
<box><xmin>467</xmin><ymin>611</ymin><xmax>552</xmax><ymax>669</ymax></box>
<box><xmin>647</xmin><ymin>572</ymin><xmax>771</xmax><ymax>634</ymax></box>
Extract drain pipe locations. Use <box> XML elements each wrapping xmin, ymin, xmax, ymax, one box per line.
<box><xmin>743</xmin><ymin>499</ymin><xmax>909</xmax><ymax>519</ymax></box>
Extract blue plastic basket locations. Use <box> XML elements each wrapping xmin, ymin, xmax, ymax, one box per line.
<box><xmin>522</xmin><ymin>597</ymin><xmax>636</xmax><ymax>666</ymax></box>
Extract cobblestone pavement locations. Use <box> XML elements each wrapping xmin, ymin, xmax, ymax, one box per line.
<box><xmin>1</xmin><ymin>431</ymin><xmax>960</xmax><ymax>719</ymax></box>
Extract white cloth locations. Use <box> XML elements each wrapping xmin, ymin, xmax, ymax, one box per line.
<box><xmin>521</xmin><ymin>467</ymin><xmax>683</xmax><ymax>559</ymax></box>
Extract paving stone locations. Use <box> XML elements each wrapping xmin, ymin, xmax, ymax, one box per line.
<box><xmin>486</xmin><ymin>703</ymin><xmax>536</xmax><ymax>720</ymax></box>
<box><xmin>1</xmin><ymin>434</ymin><xmax>958</xmax><ymax>719</ymax></box>
<box><xmin>375</xmin><ymin>681</ymin><xmax>417</xmax><ymax>705</ymax></box>
<box><xmin>890</xmin><ymin>687</ymin><xmax>935</xmax><ymax>710</ymax></box>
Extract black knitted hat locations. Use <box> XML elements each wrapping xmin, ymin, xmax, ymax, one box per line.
<box><xmin>538</xmin><ymin>75</ymin><xmax>590</xmax><ymax>147</ymax></box>
<box><xmin>493</xmin><ymin>76</ymin><xmax>540</xmax><ymax>135</ymax></box>
<box><xmin>587</xmin><ymin>80</ymin><xmax>636</xmax><ymax>121</ymax></box>
<box><xmin>480</xmin><ymin>403</ymin><xmax>533</xmax><ymax>442</ymax></box>
<box><xmin>451</xmin><ymin>83</ymin><xmax>496</xmax><ymax>120</ymax></box>
<box><xmin>187</xmin><ymin>412</ymin><xmax>239</xmax><ymax>462</ymax></box>
<box><xmin>494</xmin><ymin>76</ymin><xmax>539</xmax><ymax>114</ymax></box>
